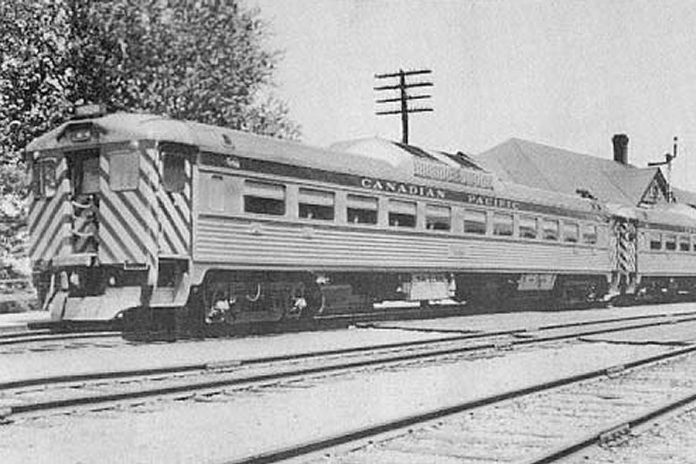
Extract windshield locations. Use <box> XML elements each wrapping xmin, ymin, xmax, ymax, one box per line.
<box><xmin>67</xmin><ymin>149</ymin><xmax>100</xmax><ymax>195</ymax></box>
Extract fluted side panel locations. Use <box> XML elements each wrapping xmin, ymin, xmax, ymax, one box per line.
<box><xmin>194</xmin><ymin>217</ymin><xmax>610</xmax><ymax>273</ymax></box>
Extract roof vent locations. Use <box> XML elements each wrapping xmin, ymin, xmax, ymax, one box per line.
<box><xmin>612</xmin><ymin>134</ymin><xmax>629</xmax><ymax>164</ymax></box>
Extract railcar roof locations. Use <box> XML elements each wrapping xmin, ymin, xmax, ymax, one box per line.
<box><xmin>27</xmin><ymin>112</ymin><xmax>604</xmax><ymax>215</ymax></box>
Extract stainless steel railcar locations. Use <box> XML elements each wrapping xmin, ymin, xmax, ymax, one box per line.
<box><xmin>25</xmin><ymin>107</ymin><xmax>694</xmax><ymax>334</ymax></box>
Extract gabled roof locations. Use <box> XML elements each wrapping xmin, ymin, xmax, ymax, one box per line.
<box><xmin>475</xmin><ymin>138</ymin><xmax>667</xmax><ymax>206</ymax></box>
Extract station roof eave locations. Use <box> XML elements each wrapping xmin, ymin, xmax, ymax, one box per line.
<box><xmin>475</xmin><ymin>137</ymin><xmax>670</xmax><ymax>207</ymax></box>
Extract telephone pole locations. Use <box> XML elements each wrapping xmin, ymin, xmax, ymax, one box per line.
<box><xmin>374</xmin><ymin>69</ymin><xmax>433</xmax><ymax>144</ymax></box>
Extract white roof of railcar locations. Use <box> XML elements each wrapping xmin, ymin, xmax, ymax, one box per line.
<box><xmin>27</xmin><ymin>112</ymin><xmax>604</xmax><ymax>216</ymax></box>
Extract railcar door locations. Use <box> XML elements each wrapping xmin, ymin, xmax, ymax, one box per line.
<box><xmin>609</xmin><ymin>216</ymin><xmax>638</xmax><ymax>295</ymax></box>
<box><xmin>156</xmin><ymin>143</ymin><xmax>193</xmax><ymax>260</ymax></box>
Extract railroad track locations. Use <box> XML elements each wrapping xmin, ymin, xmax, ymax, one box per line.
<box><xmin>0</xmin><ymin>330</ymin><xmax>124</xmax><ymax>356</ymax></box>
<box><xmin>2</xmin><ymin>310</ymin><xmax>696</xmax><ymax>424</ymax></box>
<box><xmin>5</xmin><ymin>304</ymin><xmax>693</xmax><ymax>355</ymax></box>
<box><xmin>232</xmin><ymin>344</ymin><xmax>696</xmax><ymax>464</ymax></box>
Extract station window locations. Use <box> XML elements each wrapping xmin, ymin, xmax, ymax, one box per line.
<box><xmin>35</xmin><ymin>159</ymin><xmax>57</xmax><ymax>198</ymax></box>
<box><xmin>425</xmin><ymin>204</ymin><xmax>451</xmax><ymax>231</ymax></box>
<box><xmin>542</xmin><ymin>219</ymin><xmax>559</xmax><ymax>241</ymax></box>
<box><xmin>243</xmin><ymin>180</ymin><xmax>286</xmax><ymax>216</ymax></box>
<box><xmin>299</xmin><ymin>188</ymin><xmax>334</xmax><ymax>221</ymax></box>
<box><xmin>388</xmin><ymin>200</ymin><xmax>416</xmax><ymax>228</ymax></box>
<box><xmin>346</xmin><ymin>194</ymin><xmax>378</xmax><ymax>224</ymax></box>
<box><xmin>582</xmin><ymin>224</ymin><xmax>598</xmax><ymax>244</ymax></box>
<box><xmin>563</xmin><ymin>222</ymin><xmax>579</xmax><ymax>243</ymax></box>
<box><xmin>649</xmin><ymin>232</ymin><xmax>662</xmax><ymax>250</ymax></box>
<box><xmin>162</xmin><ymin>153</ymin><xmax>186</xmax><ymax>193</ymax></box>
<box><xmin>463</xmin><ymin>210</ymin><xmax>486</xmax><ymax>235</ymax></box>
<box><xmin>680</xmin><ymin>236</ymin><xmax>690</xmax><ymax>252</ymax></box>
<box><xmin>519</xmin><ymin>216</ymin><xmax>537</xmax><ymax>239</ymax></box>
<box><xmin>665</xmin><ymin>235</ymin><xmax>677</xmax><ymax>251</ymax></box>
<box><xmin>492</xmin><ymin>213</ymin><xmax>513</xmax><ymax>236</ymax></box>
<box><xmin>109</xmin><ymin>150</ymin><xmax>139</xmax><ymax>191</ymax></box>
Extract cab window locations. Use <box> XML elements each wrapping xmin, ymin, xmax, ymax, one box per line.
<box><xmin>67</xmin><ymin>150</ymin><xmax>100</xmax><ymax>195</ymax></box>
<box><xmin>163</xmin><ymin>153</ymin><xmax>186</xmax><ymax>193</ymax></box>
<box><xmin>109</xmin><ymin>150</ymin><xmax>139</xmax><ymax>191</ymax></box>
<box><xmin>35</xmin><ymin>159</ymin><xmax>57</xmax><ymax>198</ymax></box>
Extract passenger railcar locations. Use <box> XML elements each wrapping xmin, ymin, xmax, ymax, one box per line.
<box><xmin>24</xmin><ymin>106</ymin><xmax>696</xmax><ymax>335</ymax></box>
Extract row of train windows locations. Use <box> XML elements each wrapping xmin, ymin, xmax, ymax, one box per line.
<box><xmin>648</xmin><ymin>233</ymin><xmax>696</xmax><ymax>252</ymax></box>
<box><xmin>241</xmin><ymin>180</ymin><xmax>598</xmax><ymax>244</ymax></box>
<box><xmin>33</xmin><ymin>152</ymin><xmax>187</xmax><ymax>196</ymax></box>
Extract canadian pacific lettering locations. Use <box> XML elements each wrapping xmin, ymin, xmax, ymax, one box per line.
<box><xmin>361</xmin><ymin>178</ymin><xmax>446</xmax><ymax>199</ymax></box>
<box><xmin>360</xmin><ymin>177</ymin><xmax>520</xmax><ymax>210</ymax></box>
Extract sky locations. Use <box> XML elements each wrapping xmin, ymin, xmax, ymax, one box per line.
<box><xmin>254</xmin><ymin>0</ymin><xmax>696</xmax><ymax>191</ymax></box>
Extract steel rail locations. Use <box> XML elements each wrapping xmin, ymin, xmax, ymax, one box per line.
<box><xmin>4</xmin><ymin>308</ymin><xmax>695</xmax><ymax>392</ymax></box>
<box><xmin>224</xmin><ymin>344</ymin><xmax>696</xmax><ymax>464</ymax></box>
<box><xmin>524</xmin><ymin>390</ymin><xmax>696</xmax><ymax>464</ymax></box>
<box><xmin>0</xmin><ymin>331</ymin><xmax>119</xmax><ymax>346</ymax></box>
<box><xmin>3</xmin><ymin>313</ymin><xmax>696</xmax><ymax>421</ymax></box>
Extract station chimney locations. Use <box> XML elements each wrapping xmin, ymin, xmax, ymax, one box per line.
<box><xmin>612</xmin><ymin>134</ymin><xmax>629</xmax><ymax>164</ymax></box>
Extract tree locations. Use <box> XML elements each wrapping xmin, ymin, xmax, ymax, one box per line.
<box><xmin>1</xmin><ymin>0</ymin><xmax>299</xmax><ymax>166</ymax></box>
<box><xmin>0</xmin><ymin>0</ymin><xmax>299</xmax><ymax>269</ymax></box>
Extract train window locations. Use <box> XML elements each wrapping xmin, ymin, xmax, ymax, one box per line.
<box><xmin>163</xmin><ymin>153</ymin><xmax>186</xmax><ymax>193</ymax></box>
<box><xmin>519</xmin><ymin>216</ymin><xmax>537</xmax><ymax>239</ymax></box>
<box><xmin>665</xmin><ymin>235</ymin><xmax>677</xmax><ymax>251</ymax></box>
<box><xmin>582</xmin><ymin>224</ymin><xmax>598</xmax><ymax>244</ymax></box>
<box><xmin>492</xmin><ymin>213</ymin><xmax>513</xmax><ymax>236</ymax></box>
<box><xmin>693</xmin><ymin>236</ymin><xmax>696</xmax><ymax>252</ymax></box>
<box><xmin>463</xmin><ymin>210</ymin><xmax>487</xmax><ymax>234</ymax></box>
<box><xmin>425</xmin><ymin>204</ymin><xmax>451</xmax><ymax>231</ymax></box>
<box><xmin>299</xmin><ymin>188</ymin><xmax>334</xmax><ymax>221</ymax></box>
<box><xmin>680</xmin><ymin>236</ymin><xmax>690</xmax><ymax>252</ymax></box>
<box><xmin>243</xmin><ymin>180</ymin><xmax>285</xmax><ymax>216</ymax></box>
<box><xmin>562</xmin><ymin>222</ymin><xmax>579</xmax><ymax>243</ymax></box>
<box><xmin>35</xmin><ymin>159</ymin><xmax>57</xmax><ymax>198</ymax></box>
<box><xmin>209</xmin><ymin>175</ymin><xmax>224</xmax><ymax>211</ymax></box>
<box><xmin>542</xmin><ymin>219</ymin><xmax>559</xmax><ymax>240</ymax></box>
<box><xmin>388</xmin><ymin>200</ymin><xmax>416</xmax><ymax>228</ymax></box>
<box><xmin>649</xmin><ymin>233</ymin><xmax>662</xmax><ymax>250</ymax></box>
<box><xmin>67</xmin><ymin>150</ymin><xmax>100</xmax><ymax>195</ymax></box>
<box><xmin>109</xmin><ymin>150</ymin><xmax>139</xmax><ymax>191</ymax></box>
<box><xmin>347</xmin><ymin>194</ymin><xmax>378</xmax><ymax>224</ymax></box>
